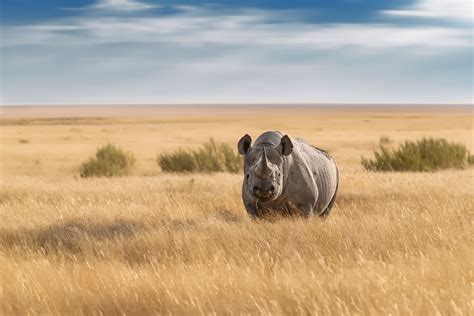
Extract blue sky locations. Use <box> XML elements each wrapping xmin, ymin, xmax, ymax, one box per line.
<box><xmin>1</xmin><ymin>0</ymin><xmax>472</xmax><ymax>104</ymax></box>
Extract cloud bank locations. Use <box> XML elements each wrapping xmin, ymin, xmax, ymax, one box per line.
<box><xmin>1</xmin><ymin>0</ymin><xmax>472</xmax><ymax>104</ymax></box>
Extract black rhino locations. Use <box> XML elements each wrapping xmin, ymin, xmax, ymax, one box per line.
<box><xmin>238</xmin><ymin>131</ymin><xmax>339</xmax><ymax>218</ymax></box>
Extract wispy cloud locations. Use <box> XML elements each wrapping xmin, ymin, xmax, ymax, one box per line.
<box><xmin>87</xmin><ymin>0</ymin><xmax>157</xmax><ymax>12</ymax></box>
<box><xmin>383</xmin><ymin>0</ymin><xmax>472</xmax><ymax>21</ymax></box>
<box><xmin>1</xmin><ymin>0</ymin><xmax>472</xmax><ymax>104</ymax></box>
<box><xmin>3</xmin><ymin>6</ymin><xmax>471</xmax><ymax>50</ymax></box>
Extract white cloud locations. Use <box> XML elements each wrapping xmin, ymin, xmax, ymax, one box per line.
<box><xmin>88</xmin><ymin>0</ymin><xmax>156</xmax><ymax>12</ymax></box>
<box><xmin>383</xmin><ymin>0</ymin><xmax>472</xmax><ymax>21</ymax></box>
<box><xmin>2</xmin><ymin>7</ymin><xmax>472</xmax><ymax>50</ymax></box>
<box><xmin>1</xmin><ymin>2</ymin><xmax>472</xmax><ymax>104</ymax></box>
<box><xmin>3</xmin><ymin>43</ymin><xmax>471</xmax><ymax>104</ymax></box>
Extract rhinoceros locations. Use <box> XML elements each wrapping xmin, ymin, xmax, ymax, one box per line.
<box><xmin>237</xmin><ymin>131</ymin><xmax>339</xmax><ymax>218</ymax></box>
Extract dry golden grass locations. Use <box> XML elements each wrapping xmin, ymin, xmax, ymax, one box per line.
<box><xmin>0</xmin><ymin>106</ymin><xmax>473</xmax><ymax>314</ymax></box>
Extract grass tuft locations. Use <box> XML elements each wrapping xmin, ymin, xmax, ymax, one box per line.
<box><xmin>158</xmin><ymin>139</ymin><xmax>242</xmax><ymax>173</ymax></box>
<box><xmin>362</xmin><ymin>137</ymin><xmax>469</xmax><ymax>172</ymax></box>
<box><xmin>80</xmin><ymin>144</ymin><xmax>136</xmax><ymax>177</ymax></box>
<box><xmin>379</xmin><ymin>136</ymin><xmax>392</xmax><ymax>145</ymax></box>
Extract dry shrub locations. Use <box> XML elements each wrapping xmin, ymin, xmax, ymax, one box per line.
<box><xmin>158</xmin><ymin>149</ymin><xmax>196</xmax><ymax>173</ymax></box>
<box><xmin>468</xmin><ymin>153</ymin><xmax>474</xmax><ymax>166</ymax></box>
<box><xmin>362</xmin><ymin>137</ymin><xmax>469</xmax><ymax>172</ymax></box>
<box><xmin>80</xmin><ymin>144</ymin><xmax>136</xmax><ymax>177</ymax></box>
<box><xmin>158</xmin><ymin>139</ymin><xmax>242</xmax><ymax>173</ymax></box>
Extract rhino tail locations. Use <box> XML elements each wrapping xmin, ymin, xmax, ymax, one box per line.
<box><xmin>318</xmin><ymin>165</ymin><xmax>339</xmax><ymax>218</ymax></box>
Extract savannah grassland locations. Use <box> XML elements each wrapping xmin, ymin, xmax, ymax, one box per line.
<box><xmin>0</xmin><ymin>105</ymin><xmax>472</xmax><ymax>315</ymax></box>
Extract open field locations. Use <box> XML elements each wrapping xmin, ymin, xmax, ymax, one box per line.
<box><xmin>1</xmin><ymin>105</ymin><xmax>473</xmax><ymax>314</ymax></box>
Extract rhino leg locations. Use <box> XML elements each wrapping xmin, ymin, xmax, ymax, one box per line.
<box><xmin>296</xmin><ymin>203</ymin><xmax>314</xmax><ymax>217</ymax></box>
<box><xmin>244</xmin><ymin>200</ymin><xmax>259</xmax><ymax>218</ymax></box>
<box><xmin>288</xmin><ymin>185</ymin><xmax>318</xmax><ymax>217</ymax></box>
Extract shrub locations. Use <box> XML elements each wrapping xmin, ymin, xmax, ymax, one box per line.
<box><xmin>80</xmin><ymin>144</ymin><xmax>136</xmax><ymax>177</ymax></box>
<box><xmin>468</xmin><ymin>153</ymin><xmax>474</xmax><ymax>166</ymax></box>
<box><xmin>158</xmin><ymin>139</ymin><xmax>242</xmax><ymax>173</ymax></box>
<box><xmin>18</xmin><ymin>138</ymin><xmax>30</xmax><ymax>144</ymax></box>
<box><xmin>361</xmin><ymin>137</ymin><xmax>469</xmax><ymax>172</ymax></box>
<box><xmin>158</xmin><ymin>150</ymin><xmax>197</xmax><ymax>173</ymax></box>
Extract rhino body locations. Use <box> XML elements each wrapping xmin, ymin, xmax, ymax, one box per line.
<box><xmin>238</xmin><ymin>131</ymin><xmax>339</xmax><ymax>218</ymax></box>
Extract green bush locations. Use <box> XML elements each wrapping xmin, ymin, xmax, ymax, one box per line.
<box><xmin>362</xmin><ymin>137</ymin><xmax>469</xmax><ymax>172</ymax></box>
<box><xmin>158</xmin><ymin>139</ymin><xmax>242</xmax><ymax>173</ymax></box>
<box><xmin>80</xmin><ymin>144</ymin><xmax>136</xmax><ymax>177</ymax></box>
<box><xmin>158</xmin><ymin>149</ymin><xmax>197</xmax><ymax>173</ymax></box>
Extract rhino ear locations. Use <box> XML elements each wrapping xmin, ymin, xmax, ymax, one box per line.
<box><xmin>238</xmin><ymin>134</ymin><xmax>252</xmax><ymax>155</ymax></box>
<box><xmin>278</xmin><ymin>135</ymin><xmax>293</xmax><ymax>156</ymax></box>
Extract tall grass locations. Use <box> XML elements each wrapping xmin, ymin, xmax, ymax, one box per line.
<box><xmin>362</xmin><ymin>137</ymin><xmax>469</xmax><ymax>172</ymax></box>
<box><xmin>2</xmin><ymin>171</ymin><xmax>472</xmax><ymax>314</ymax></box>
<box><xmin>158</xmin><ymin>139</ymin><xmax>242</xmax><ymax>173</ymax></box>
<box><xmin>2</xmin><ymin>107</ymin><xmax>473</xmax><ymax>314</ymax></box>
<box><xmin>80</xmin><ymin>144</ymin><xmax>136</xmax><ymax>177</ymax></box>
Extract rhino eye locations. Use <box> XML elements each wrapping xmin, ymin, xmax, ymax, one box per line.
<box><xmin>246</xmin><ymin>174</ymin><xmax>250</xmax><ymax>180</ymax></box>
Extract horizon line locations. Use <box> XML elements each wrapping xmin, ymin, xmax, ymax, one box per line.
<box><xmin>2</xmin><ymin>102</ymin><xmax>473</xmax><ymax>108</ymax></box>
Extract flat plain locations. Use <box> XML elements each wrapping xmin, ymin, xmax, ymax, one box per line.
<box><xmin>1</xmin><ymin>105</ymin><xmax>472</xmax><ymax>314</ymax></box>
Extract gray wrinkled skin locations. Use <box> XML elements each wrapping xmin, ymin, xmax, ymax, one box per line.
<box><xmin>238</xmin><ymin>131</ymin><xmax>339</xmax><ymax>218</ymax></box>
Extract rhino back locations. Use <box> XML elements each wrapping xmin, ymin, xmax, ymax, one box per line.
<box><xmin>254</xmin><ymin>131</ymin><xmax>284</xmax><ymax>147</ymax></box>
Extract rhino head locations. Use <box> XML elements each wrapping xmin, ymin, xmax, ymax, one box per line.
<box><xmin>238</xmin><ymin>134</ymin><xmax>293</xmax><ymax>202</ymax></box>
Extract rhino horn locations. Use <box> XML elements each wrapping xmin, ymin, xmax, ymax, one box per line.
<box><xmin>258</xmin><ymin>146</ymin><xmax>271</xmax><ymax>176</ymax></box>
